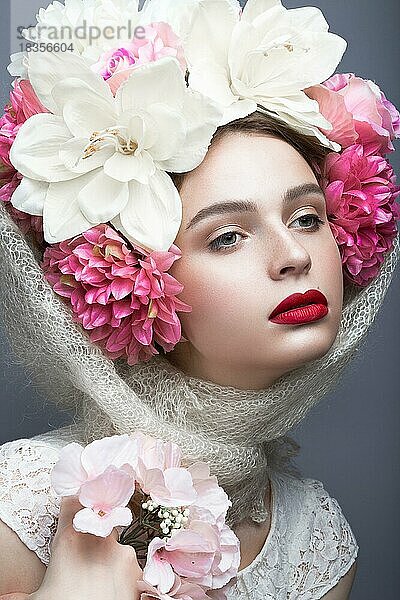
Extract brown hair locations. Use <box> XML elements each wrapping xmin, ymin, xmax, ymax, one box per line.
<box><xmin>167</xmin><ymin>109</ymin><xmax>330</xmax><ymax>192</ymax></box>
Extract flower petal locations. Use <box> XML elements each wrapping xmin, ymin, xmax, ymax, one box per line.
<box><xmin>219</xmin><ymin>98</ymin><xmax>258</xmax><ymax>127</ymax></box>
<box><xmin>184</xmin><ymin>0</ymin><xmax>239</xmax><ymax>67</ymax></box>
<box><xmin>241</xmin><ymin>0</ymin><xmax>281</xmax><ymax>23</ymax></box>
<box><xmin>111</xmin><ymin>170</ymin><xmax>182</xmax><ymax>252</ymax></box>
<box><xmin>115</xmin><ymin>56</ymin><xmax>186</xmax><ymax>114</ymax></box>
<box><xmin>78</xmin><ymin>169</ymin><xmax>129</xmax><ymax>221</ymax></box>
<box><xmin>28</xmin><ymin>49</ymin><xmax>112</xmax><ymax>114</ymax></box>
<box><xmin>9</xmin><ymin>114</ymin><xmax>77</xmax><ymax>182</ymax></box>
<box><xmin>157</xmin><ymin>89</ymin><xmax>224</xmax><ymax>172</ymax></box>
<box><xmin>144</xmin><ymin>103</ymin><xmax>186</xmax><ymax>162</ymax></box>
<box><xmin>73</xmin><ymin>505</ymin><xmax>132</xmax><ymax>537</ymax></box>
<box><xmin>80</xmin><ymin>434</ymin><xmax>138</xmax><ymax>479</ymax></box>
<box><xmin>61</xmin><ymin>90</ymin><xmax>117</xmax><ymax>139</ymax></box>
<box><xmin>188</xmin><ymin>58</ymin><xmax>237</xmax><ymax>107</ymax></box>
<box><xmin>144</xmin><ymin>537</ymin><xmax>175</xmax><ymax>594</ymax></box>
<box><xmin>103</xmin><ymin>150</ymin><xmax>156</xmax><ymax>184</ymax></box>
<box><xmin>79</xmin><ymin>465</ymin><xmax>135</xmax><ymax>509</ymax></box>
<box><xmin>153</xmin><ymin>467</ymin><xmax>197</xmax><ymax>506</ymax></box>
<box><xmin>59</xmin><ymin>137</ymin><xmax>115</xmax><ymax>174</ymax></box>
<box><xmin>43</xmin><ymin>170</ymin><xmax>101</xmax><ymax>243</ymax></box>
<box><xmin>50</xmin><ymin>442</ymin><xmax>87</xmax><ymax>495</ymax></box>
<box><xmin>10</xmin><ymin>177</ymin><xmax>48</xmax><ymax>215</ymax></box>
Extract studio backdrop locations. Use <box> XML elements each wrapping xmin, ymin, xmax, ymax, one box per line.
<box><xmin>0</xmin><ymin>2</ymin><xmax>398</xmax><ymax>599</ymax></box>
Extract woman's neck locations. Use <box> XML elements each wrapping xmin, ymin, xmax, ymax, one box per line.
<box><xmin>234</xmin><ymin>477</ymin><xmax>272</xmax><ymax>571</ymax></box>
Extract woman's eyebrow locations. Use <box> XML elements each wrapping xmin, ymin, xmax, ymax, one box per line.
<box><xmin>185</xmin><ymin>183</ymin><xmax>325</xmax><ymax>231</ymax></box>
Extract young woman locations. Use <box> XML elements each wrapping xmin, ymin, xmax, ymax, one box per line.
<box><xmin>0</xmin><ymin>1</ymin><xmax>398</xmax><ymax>599</ymax></box>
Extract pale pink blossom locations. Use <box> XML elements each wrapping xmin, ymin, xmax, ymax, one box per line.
<box><xmin>41</xmin><ymin>224</ymin><xmax>192</xmax><ymax>366</ymax></box>
<box><xmin>92</xmin><ymin>22</ymin><xmax>187</xmax><ymax>95</ymax></box>
<box><xmin>134</xmin><ymin>431</ymin><xmax>183</xmax><ymax>471</ymax></box>
<box><xmin>306</xmin><ymin>73</ymin><xmax>400</xmax><ymax>155</ymax></box>
<box><xmin>137</xmin><ymin>463</ymin><xmax>197</xmax><ymax>507</ymax></box>
<box><xmin>51</xmin><ymin>434</ymin><xmax>138</xmax><ymax>496</ymax></box>
<box><xmin>144</xmin><ymin>526</ymin><xmax>219</xmax><ymax>593</ymax></box>
<box><xmin>321</xmin><ymin>144</ymin><xmax>400</xmax><ymax>286</ymax></box>
<box><xmin>183</xmin><ymin>521</ymin><xmax>240</xmax><ymax>590</ymax></box>
<box><xmin>50</xmin><ymin>434</ymin><xmax>138</xmax><ymax>537</ymax></box>
<box><xmin>73</xmin><ymin>465</ymin><xmax>134</xmax><ymax>537</ymax></box>
<box><xmin>144</xmin><ymin>519</ymin><xmax>240</xmax><ymax>594</ymax></box>
<box><xmin>50</xmin><ymin>432</ymin><xmax>240</xmax><ymax>592</ymax></box>
<box><xmin>133</xmin><ymin>433</ymin><xmax>196</xmax><ymax>507</ymax></box>
<box><xmin>138</xmin><ymin>573</ymin><xmax>211</xmax><ymax>600</ymax></box>
<box><xmin>187</xmin><ymin>463</ymin><xmax>231</xmax><ymax>530</ymax></box>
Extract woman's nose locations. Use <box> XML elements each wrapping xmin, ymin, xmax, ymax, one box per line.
<box><xmin>266</xmin><ymin>228</ymin><xmax>312</xmax><ymax>280</ymax></box>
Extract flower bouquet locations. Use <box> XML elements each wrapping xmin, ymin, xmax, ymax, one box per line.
<box><xmin>50</xmin><ymin>432</ymin><xmax>240</xmax><ymax>600</ymax></box>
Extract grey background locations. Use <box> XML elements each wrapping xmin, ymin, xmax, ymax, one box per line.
<box><xmin>0</xmin><ymin>1</ymin><xmax>399</xmax><ymax>598</ymax></box>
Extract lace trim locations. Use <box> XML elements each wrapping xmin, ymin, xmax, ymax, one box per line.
<box><xmin>0</xmin><ymin>438</ymin><xmax>61</xmax><ymax>565</ymax></box>
<box><xmin>228</xmin><ymin>475</ymin><xmax>359</xmax><ymax>599</ymax></box>
<box><xmin>0</xmin><ymin>439</ymin><xmax>359</xmax><ymax>599</ymax></box>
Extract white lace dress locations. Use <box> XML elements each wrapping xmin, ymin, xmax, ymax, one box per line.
<box><xmin>0</xmin><ymin>431</ymin><xmax>359</xmax><ymax>600</ymax></box>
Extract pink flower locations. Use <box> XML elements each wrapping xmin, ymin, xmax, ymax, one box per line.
<box><xmin>0</xmin><ymin>79</ymin><xmax>47</xmax><ymax>240</ymax></box>
<box><xmin>187</xmin><ymin>463</ymin><xmax>231</xmax><ymax>531</ymax></box>
<box><xmin>182</xmin><ymin>522</ymin><xmax>240</xmax><ymax>590</ymax></box>
<box><xmin>201</xmin><ymin>523</ymin><xmax>240</xmax><ymax>590</ymax></box>
<box><xmin>92</xmin><ymin>22</ymin><xmax>187</xmax><ymax>95</ymax></box>
<box><xmin>133</xmin><ymin>432</ymin><xmax>196</xmax><ymax>507</ymax></box>
<box><xmin>144</xmin><ymin>520</ymin><xmax>240</xmax><ymax>594</ymax></box>
<box><xmin>321</xmin><ymin>144</ymin><xmax>400</xmax><ymax>286</ymax></box>
<box><xmin>138</xmin><ymin>574</ymin><xmax>211</xmax><ymax>600</ymax></box>
<box><xmin>306</xmin><ymin>73</ymin><xmax>400</xmax><ymax>155</ymax></box>
<box><xmin>144</xmin><ymin>526</ymin><xmax>219</xmax><ymax>593</ymax></box>
<box><xmin>73</xmin><ymin>465</ymin><xmax>134</xmax><ymax>537</ymax></box>
<box><xmin>51</xmin><ymin>434</ymin><xmax>138</xmax><ymax>496</ymax></box>
<box><xmin>50</xmin><ymin>434</ymin><xmax>138</xmax><ymax>537</ymax></box>
<box><xmin>134</xmin><ymin>432</ymin><xmax>183</xmax><ymax>470</ymax></box>
<box><xmin>41</xmin><ymin>224</ymin><xmax>192</xmax><ymax>366</ymax></box>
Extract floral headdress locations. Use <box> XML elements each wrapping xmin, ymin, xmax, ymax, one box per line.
<box><xmin>1</xmin><ymin>0</ymin><xmax>399</xmax><ymax>366</ymax></box>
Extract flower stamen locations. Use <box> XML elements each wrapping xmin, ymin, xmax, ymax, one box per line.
<box><xmin>82</xmin><ymin>125</ymin><xmax>138</xmax><ymax>160</ymax></box>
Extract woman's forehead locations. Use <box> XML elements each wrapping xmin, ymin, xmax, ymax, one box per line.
<box><xmin>178</xmin><ymin>134</ymin><xmax>318</xmax><ymax>216</ymax></box>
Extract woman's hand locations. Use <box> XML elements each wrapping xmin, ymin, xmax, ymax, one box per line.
<box><xmin>28</xmin><ymin>496</ymin><xmax>143</xmax><ymax>600</ymax></box>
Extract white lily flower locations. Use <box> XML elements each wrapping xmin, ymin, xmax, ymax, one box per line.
<box><xmin>8</xmin><ymin>0</ymin><xmax>141</xmax><ymax>76</ymax></box>
<box><xmin>142</xmin><ymin>0</ymin><xmax>346</xmax><ymax>149</ymax></box>
<box><xmin>9</xmin><ymin>51</ymin><xmax>223</xmax><ymax>252</ymax></box>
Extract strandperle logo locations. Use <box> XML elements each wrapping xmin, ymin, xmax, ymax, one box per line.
<box><xmin>10</xmin><ymin>0</ymin><xmax>147</xmax><ymax>54</ymax></box>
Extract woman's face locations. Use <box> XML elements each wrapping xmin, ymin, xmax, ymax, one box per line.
<box><xmin>166</xmin><ymin>133</ymin><xmax>344</xmax><ymax>389</ymax></box>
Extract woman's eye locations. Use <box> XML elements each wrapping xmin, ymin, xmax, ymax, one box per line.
<box><xmin>208</xmin><ymin>231</ymin><xmax>245</xmax><ymax>253</ymax></box>
<box><xmin>208</xmin><ymin>214</ymin><xmax>324</xmax><ymax>253</ymax></box>
<box><xmin>290</xmin><ymin>214</ymin><xmax>325</xmax><ymax>230</ymax></box>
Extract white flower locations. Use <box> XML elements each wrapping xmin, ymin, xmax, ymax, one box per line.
<box><xmin>142</xmin><ymin>0</ymin><xmax>346</xmax><ymax>149</ymax></box>
<box><xmin>8</xmin><ymin>0</ymin><xmax>141</xmax><ymax>76</ymax></box>
<box><xmin>9</xmin><ymin>51</ymin><xmax>222</xmax><ymax>252</ymax></box>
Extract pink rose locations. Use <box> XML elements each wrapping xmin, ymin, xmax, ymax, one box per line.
<box><xmin>306</xmin><ymin>73</ymin><xmax>400</xmax><ymax>155</ymax></box>
<box><xmin>92</xmin><ymin>22</ymin><xmax>187</xmax><ymax>95</ymax></box>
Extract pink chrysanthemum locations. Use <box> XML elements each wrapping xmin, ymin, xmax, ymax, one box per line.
<box><xmin>41</xmin><ymin>224</ymin><xmax>192</xmax><ymax>365</ymax></box>
<box><xmin>321</xmin><ymin>144</ymin><xmax>400</xmax><ymax>287</ymax></box>
<box><xmin>0</xmin><ymin>78</ymin><xmax>47</xmax><ymax>241</ymax></box>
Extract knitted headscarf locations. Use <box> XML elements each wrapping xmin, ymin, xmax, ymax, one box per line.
<box><xmin>0</xmin><ymin>195</ymin><xmax>398</xmax><ymax>526</ymax></box>
<box><xmin>1</xmin><ymin>0</ymin><xmax>399</xmax><ymax>528</ymax></box>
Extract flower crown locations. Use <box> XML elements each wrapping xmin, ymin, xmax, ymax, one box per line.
<box><xmin>1</xmin><ymin>0</ymin><xmax>399</xmax><ymax>366</ymax></box>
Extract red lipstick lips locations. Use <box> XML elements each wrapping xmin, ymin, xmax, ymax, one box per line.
<box><xmin>269</xmin><ymin>289</ymin><xmax>328</xmax><ymax>325</ymax></box>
